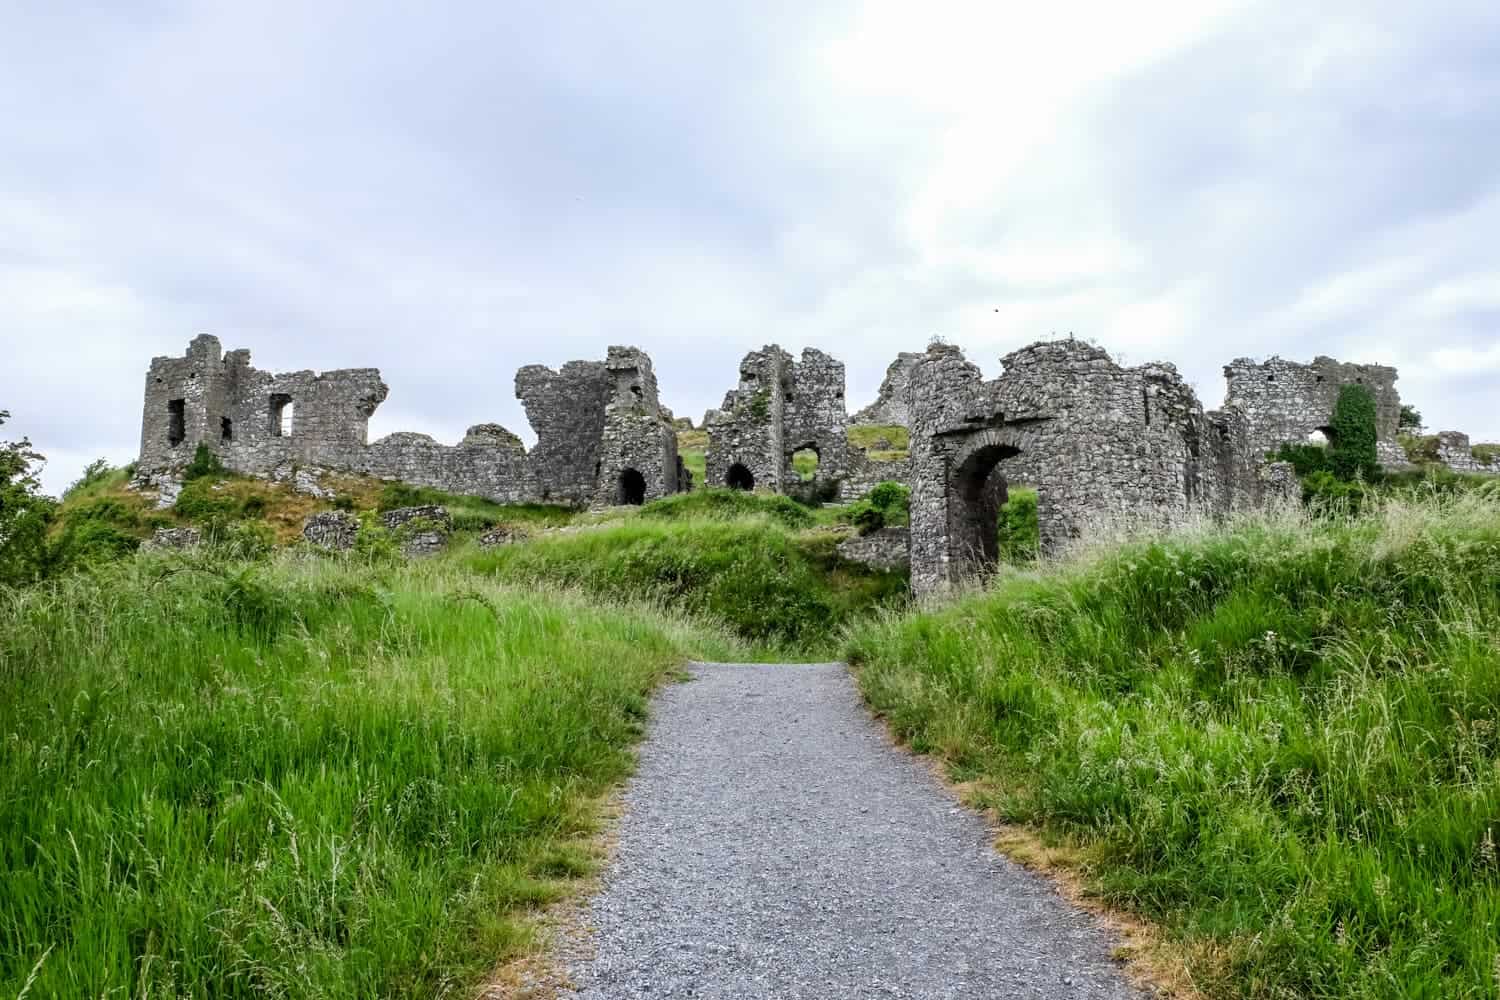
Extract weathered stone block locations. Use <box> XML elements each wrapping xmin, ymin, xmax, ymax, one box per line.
<box><xmin>836</xmin><ymin>527</ymin><xmax>910</xmax><ymax>571</ymax></box>
<box><xmin>303</xmin><ymin>511</ymin><xmax>360</xmax><ymax>550</ymax></box>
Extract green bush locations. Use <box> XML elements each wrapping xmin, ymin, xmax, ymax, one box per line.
<box><xmin>182</xmin><ymin>442</ymin><xmax>227</xmax><ymax>481</ymax></box>
<box><xmin>640</xmin><ymin>488</ymin><xmax>814</xmax><ymax>529</ymax></box>
<box><xmin>1271</xmin><ymin>442</ymin><xmax>1331</xmax><ymax>477</ymax></box>
<box><xmin>1328</xmin><ymin>384</ymin><xmax>1379</xmax><ymax>481</ymax></box>
<box><xmin>62</xmin><ymin>458</ymin><xmax>117</xmax><ymax>499</ymax></box>
<box><xmin>173</xmin><ymin>479</ymin><xmax>241</xmax><ymax>521</ymax></box>
<box><xmin>0</xmin><ymin>409</ymin><xmax>55</xmax><ymax>587</ymax></box>
<box><xmin>839</xmin><ymin>481</ymin><xmax>911</xmax><ymax>536</ymax></box>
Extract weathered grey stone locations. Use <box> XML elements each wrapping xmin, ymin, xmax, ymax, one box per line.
<box><xmin>302</xmin><ymin>510</ymin><xmax>360</xmax><ymax>550</ymax></box>
<box><xmin>851</xmin><ymin>352</ymin><xmax>921</xmax><ymax>426</ymax></box>
<box><xmin>591</xmin><ymin>346</ymin><xmax>683</xmax><ymax>509</ymax></box>
<box><xmin>704</xmin><ymin>346</ymin><xmax>848</xmax><ymax>500</ymax></box>
<box><xmin>477</xmin><ymin>525</ymin><xmax>526</xmax><ymax>547</ymax></box>
<box><xmin>1431</xmin><ymin>431</ymin><xmax>1500</xmax><ymax>474</ymax></box>
<box><xmin>145</xmin><ymin>526</ymin><xmax>201</xmax><ymax>550</ymax></box>
<box><xmin>137</xmin><ymin>336</ymin><xmax>687</xmax><ymax>510</ymax></box>
<box><xmin>379</xmin><ymin>504</ymin><xmax>452</xmax><ymax>532</ymax></box>
<box><xmin>836</xmin><ymin>527</ymin><xmax>910</xmax><ymax>571</ymax></box>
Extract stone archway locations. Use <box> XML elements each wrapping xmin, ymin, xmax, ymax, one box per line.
<box><xmin>726</xmin><ymin>463</ymin><xmax>755</xmax><ymax>491</ymax></box>
<box><xmin>618</xmin><ymin>467</ymin><xmax>647</xmax><ymax>505</ymax></box>
<box><xmin>948</xmin><ymin>432</ymin><xmax>1024</xmax><ymax>578</ymax></box>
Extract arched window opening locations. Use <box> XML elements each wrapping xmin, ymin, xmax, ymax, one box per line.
<box><xmin>617</xmin><ymin>468</ymin><xmax>647</xmax><ymax>505</ymax></box>
<box><xmin>726</xmin><ymin>463</ymin><xmax>755</xmax><ymax>491</ymax></box>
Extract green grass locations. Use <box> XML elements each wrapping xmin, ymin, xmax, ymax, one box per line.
<box><xmin>0</xmin><ymin>550</ymin><xmax>740</xmax><ymax>998</ymax></box>
<box><xmin>847</xmin><ymin>424</ymin><xmax>909</xmax><ymax>453</ymax></box>
<box><xmin>846</xmin><ymin>492</ymin><xmax>1500</xmax><ymax>999</ymax></box>
<box><xmin>376</xmin><ymin>482</ymin><xmax>576</xmax><ymax>533</ymax></box>
<box><xmin>639</xmin><ymin>487</ymin><xmax>815</xmax><ymax>529</ymax></box>
<box><xmin>463</xmin><ymin>512</ymin><xmax>905</xmax><ymax>652</ymax></box>
<box><xmin>676</xmin><ymin>429</ymin><xmax>707</xmax><ymax>489</ymax></box>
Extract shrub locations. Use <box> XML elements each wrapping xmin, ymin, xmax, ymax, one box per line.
<box><xmin>182</xmin><ymin>442</ymin><xmax>227</xmax><ymax>481</ymax></box>
<box><xmin>1270</xmin><ymin>442</ymin><xmax>1330</xmax><ymax>477</ymax></box>
<box><xmin>63</xmin><ymin>458</ymin><xmax>117</xmax><ymax>499</ymax></box>
<box><xmin>173</xmin><ymin>479</ymin><xmax>241</xmax><ymax>521</ymax></box>
<box><xmin>1328</xmin><ymin>383</ymin><xmax>1379</xmax><ymax>481</ymax></box>
<box><xmin>0</xmin><ymin>409</ymin><xmax>54</xmax><ymax>587</ymax></box>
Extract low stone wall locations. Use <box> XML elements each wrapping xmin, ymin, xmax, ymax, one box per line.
<box><xmin>835</xmin><ymin>527</ymin><xmax>910</xmax><ymax>572</ymax></box>
<box><xmin>841</xmin><ymin>453</ymin><xmax>909</xmax><ymax>501</ymax></box>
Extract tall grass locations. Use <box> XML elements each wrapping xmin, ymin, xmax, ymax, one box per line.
<box><xmin>0</xmin><ymin>551</ymin><xmax>740</xmax><ymax>998</ymax></box>
<box><xmin>846</xmin><ymin>492</ymin><xmax>1500</xmax><ymax>998</ymax></box>
<box><xmin>463</xmin><ymin>512</ymin><xmax>906</xmax><ymax>652</ymax></box>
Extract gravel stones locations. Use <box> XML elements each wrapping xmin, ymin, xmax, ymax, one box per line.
<box><xmin>559</xmin><ymin>662</ymin><xmax>1144</xmax><ymax>999</ymax></box>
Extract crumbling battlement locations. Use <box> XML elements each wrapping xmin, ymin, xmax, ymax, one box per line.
<box><xmin>139</xmin><ymin>335</ymin><xmax>681</xmax><ymax>507</ymax></box>
<box><xmin>851</xmin><ymin>352</ymin><xmax>921</xmax><ymax>427</ymax></box>
<box><xmin>704</xmin><ymin>346</ymin><xmax>849</xmax><ymax>500</ymax></box>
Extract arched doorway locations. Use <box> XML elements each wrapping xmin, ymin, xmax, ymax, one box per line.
<box><xmin>726</xmin><ymin>463</ymin><xmax>755</xmax><ymax>491</ymax></box>
<box><xmin>952</xmin><ymin>443</ymin><xmax>1020</xmax><ymax>573</ymax></box>
<box><xmin>617</xmin><ymin>468</ymin><xmax>646</xmax><ymax>505</ymax></box>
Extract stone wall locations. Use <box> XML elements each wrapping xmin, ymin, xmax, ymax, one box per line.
<box><xmin>138</xmin><ymin>336</ymin><xmax>682</xmax><ymax>508</ymax></box>
<box><xmin>591</xmin><ymin>346</ymin><xmax>683</xmax><ymax>508</ymax></box>
<box><xmin>704</xmin><ymin>346</ymin><xmax>850</xmax><ymax>499</ymax></box>
<box><xmin>907</xmin><ymin>340</ymin><xmax>1223</xmax><ymax>596</ymax></box>
<box><xmin>835</xmin><ymin>526</ymin><xmax>910</xmax><ymax>571</ymax></box>
<box><xmin>704</xmin><ymin>346</ymin><xmax>790</xmax><ymax>493</ymax></box>
<box><xmin>1219</xmin><ymin>355</ymin><xmax>1405</xmax><ymax>469</ymax></box>
<box><xmin>1433</xmin><ymin>431</ymin><xmax>1500</xmax><ymax>474</ymax></box>
<box><xmin>851</xmin><ymin>352</ymin><xmax>921</xmax><ymax>426</ymax></box>
<box><xmin>515</xmin><ymin>360</ymin><xmax>611</xmax><ymax>505</ymax></box>
<box><xmin>841</xmin><ymin>451</ymin><xmax>910</xmax><ymax>501</ymax></box>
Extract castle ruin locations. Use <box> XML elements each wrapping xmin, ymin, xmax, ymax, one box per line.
<box><xmin>139</xmin><ymin>334</ymin><xmax>685</xmax><ymax>508</ymax></box>
<box><xmin>136</xmin><ymin>333</ymin><xmax>1490</xmax><ymax>594</ymax></box>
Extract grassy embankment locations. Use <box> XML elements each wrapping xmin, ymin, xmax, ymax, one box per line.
<box><xmin>0</xmin><ymin>548</ymin><xmax>742</xmax><ymax>998</ymax></box>
<box><xmin>467</xmin><ymin>488</ymin><xmax>908</xmax><ymax>655</ymax></box>
<box><xmin>847</xmin><ymin>489</ymin><xmax>1500</xmax><ymax>998</ymax></box>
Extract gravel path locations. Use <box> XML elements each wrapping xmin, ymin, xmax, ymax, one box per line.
<box><xmin>559</xmin><ymin>662</ymin><xmax>1146</xmax><ymax>999</ymax></box>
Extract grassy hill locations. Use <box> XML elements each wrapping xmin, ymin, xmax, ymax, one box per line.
<box><xmin>6</xmin><ymin>442</ymin><xmax>1500</xmax><ymax>998</ymax></box>
<box><xmin>847</xmin><ymin>491</ymin><xmax>1500</xmax><ymax>998</ymax></box>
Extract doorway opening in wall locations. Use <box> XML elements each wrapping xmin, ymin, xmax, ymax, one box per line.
<box><xmin>726</xmin><ymin>463</ymin><xmax>755</xmax><ymax>491</ymax></box>
<box><xmin>617</xmin><ymin>468</ymin><xmax>646</xmax><ymax>505</ymax></box>
<box><xmin>166</xmin><ymin>399</ymin><xmax>186</xmax><ymax>446</ymax></box>
<box><xmin>950</xmin><ymin>441</ymin><xmax>1036</xmax><ymax>577</ymax></box>
<box><xmin>792</xmin><ymin>446</ymin><xmax>819</xmax><ymax>482</ymax></box>
<box><xmin>269</xmin><ymin>394</ymin><xmax>293</xmax><ymax>437</ymax></box>
<box><xmin>220</xmin><ymin>417</ymin><xmax>234</xmax><ymax>443</ymax></box>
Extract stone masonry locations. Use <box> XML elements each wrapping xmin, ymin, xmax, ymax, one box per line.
<box><xmin>139</xmin><ymin>333</ymin><xmax>1492</xmax><ymax>587</ymax></box>
<box><xmin>703</xmin><ymin>346</ymin><xmax>849</xmax><ymax>500</ymax></box>
<box><xmin>138</xmin><ymin>335</ymin><xmax>682</xmax><ymax>508</ymax></box>
<box><xmin>591</xmin><ymin>346</ymin><xmax>686</xmax><ymax>508</ymax></box>
<box><xmin>851</xmin><ymin>352</ymin><xmax>921</xmax><ymax>426</ymax></box>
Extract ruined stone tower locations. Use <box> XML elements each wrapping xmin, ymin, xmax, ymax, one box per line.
<box><xmin>590</xmin><ymin>346</ymin><xmax>684</xmax><ymax>508</ymax></box>
<box><xmin>703</xmin><ymin>346</ymin><xmax>849</xmax><ymax>499</ymax></box>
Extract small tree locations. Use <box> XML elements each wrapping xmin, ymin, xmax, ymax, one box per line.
<box><xmin>1398</xmin><ymin>403</ymin><xmax>1423</xmax><ymax>432</ymax></box>
<box><xmin>0</xmin><ymin>409</ymin><xmax>56</xmax><ymax>586</ymax></box>
<box><xmin>1328</xmin><ymin>385</ymin><xmax>1380</xmax><ymax>482</ymax></box>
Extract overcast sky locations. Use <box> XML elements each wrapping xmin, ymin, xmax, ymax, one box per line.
<box><xmin>3</xmin><ymin>1</ymin><xmax>1497</xmax><ymax>496</ymax></box>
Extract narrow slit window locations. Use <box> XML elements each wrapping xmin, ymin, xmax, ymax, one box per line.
<box><xmin>220</xmin><ymin>416</ymin><xmax>234</xmax><ymax>442</ymax></box>
<box><xmin>167</xmin><ymin>399</ymin><xmax>186</xmax><ymax>446</ymax></box>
